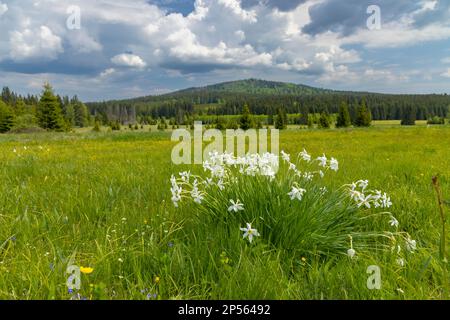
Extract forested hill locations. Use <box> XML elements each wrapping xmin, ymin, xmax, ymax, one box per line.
<box><xmin>171</xmin><ymin>79</ymin><xmax>331</xmax><ymax>96</ymax></box>
<box><xmin>86</xmin><ymin>79</ymin><xmax>450</xmax><ymax>123</ymax></box>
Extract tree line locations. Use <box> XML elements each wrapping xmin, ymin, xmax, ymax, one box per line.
<box><xmin>0</xmin><ymin>84</ymin><xmax>90</xmax><ymax>133</ymax></box>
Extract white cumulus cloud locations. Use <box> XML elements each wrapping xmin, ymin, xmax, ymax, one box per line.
<box><xmin>9</xmin><ymin>25</ymin><xmax>63</xmax><ymax>61</ymax></box>
<box><xmin>111</xmin><ymin>53</ymin><xmax>147</xmax><ymax>68</ymax></box>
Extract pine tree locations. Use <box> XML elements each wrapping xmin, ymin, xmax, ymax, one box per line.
<box><xmin>0</xmin><ymin>100</ymin><xmax>15</xmax><ymax>133</ymax></box>
<box><xmin>72</xmin><ymin>96</ymin><xmax>89</xmax><ymax>127</ymax></box>
<box><xmin>401</xmin><ymin>106</ymin><xmax>416</xmax><ymax>126</ymax></box>
<box><xmin>36</xmin><ymin>83</ymin><xmax>66</xmax><ymax>131</ymax></box>
<box><xmin>239</xmin><ymin>104</ymin><xmax>254</xmax><ymax>130</ymax></box>
<box><xmin>14</xmin><ymin>98</ymin><xmax>27</xmax><ymax>116</ymax></box>
<box><xmin>318</xmin><ymin>111</ymin><xmax>331</xmax><ymax>129</ymax></box>
<box><xmin>307</xmin><ymin>114</ymin><xmax>314</xmax><ymax>128</ymax></box>
<box><xmin>354</xmin><ymin>99</ymin><xmax>372</xmax><ymax>127</ymax></box>
<box><xmin>275</xmin><ymin>108</ymin><xmax>287</xmax><ymax>130</ymax></box>
<box><xmin>336</xmin><ymin>101</ymin><xmax>351</xmax><ymax>128</ymax></box>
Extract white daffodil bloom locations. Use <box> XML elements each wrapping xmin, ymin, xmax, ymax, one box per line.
<box><xmin>170</xmin><ymin>175</ymin><xmax>182</xmax><ymax>207</ymax></box>
<box><xmin>240</xmin><ymin>223</ymin><xmax>260</xmax><ymax>243</ymax></box>
<box><xmin>281</xmin><ymin>150</ymin><xmax>290</xmax><ymax>162</ymax></box>
<box><xmin>406</xmin><ymin>238</ymin><xmax>417</xmax><ymax>252</ymax></box>
<box><xmin>180</xmin><ymin>171</ymin><xmax>191</xmax><ymax>182</ymax></box>
<box><xmin>357</xmin><ymin>180</ymin><xmax>369</xmax><ymax>191</ymax></box>
<box><xmin>329</xmin><ymin>158</ymin><xmax>339</xmax><ymax>171</ymax></box>
<box><xmin>217</xmin><ymin>179</ymin><xmax>225</xmax><ymax>190</ymax></box>
<box><xmin>300</xmin><ymin>149</ymin><xmax>311</xmax><ymax>162</ymax></box>
<box><xmin>288</xmin><ymin>186</ymin><xmax>307</xmax><ymax>201</ymax></box>
<box><xmin>357</xmin><ymin>194</ymin><xmax>372</xmax><ymax>208</ymax></box>
<box><xmin>317</xmin><ymin>154</ymin><xmax>327</xmax><ymax>167</ymax></box>
<box><xmin>303</xmin><ymin>172</ymin><xmax>314</xmax><ymax>181</ymax></box>
<box><xmin>228</xmin><ymin>199</ymin><xmax>244</xmax><ymax>212</ymax></box>
<box><xmin>389</xmin><ymin>217</ymin><xmax>399</xmax><ymax>228</ymax></box>
<box><xmin>381</xmin><ymin>193</ymin><xmax>392</xmax><ymax>208</ymax></box>
<box><xmin>347</xmin><ymin>248</ymin><xmax>356</xmax><ymax>259</ymax></box>
<box><xmin>349</xmin><ymin>189</ymin><xmax>361</xmax><ymax>201</ymax></box>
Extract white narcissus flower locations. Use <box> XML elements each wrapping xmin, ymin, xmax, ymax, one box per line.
<box><xmin>288</xmin><ymin>186</ymin><xmax>307</xmax><ymax>201</ymax></box>
<box><xmin>329</xmin><ymin>158</ymin><xmax>339</xmax><ymax>171</ymax></box>
<box><xmin>406</xmin><ymin>238</ymin><xmax>417</xmax><ymax>252</ymax></box>
<box><xmin>389</xmin><ymin>217</ymin><xmax>399</xmax><ymax>228</ymax></box>
<box><xmin>300</xmin><ymin>149</ymin><xmax>311</xmax><ymax>162</ymax></box>
<box><xmin>240</xmin><ymin>223</ymin><xmax>260</xmax><ymax>243</ymax></box>
<box><xmin>357</xmin><ymin>194</ymin><xmax>372</xmax><ymax>208</ymax></box>
<box><xmin>317</xmin><ymin>154</ymin><xmax>327</xmax><ymax>167</ymax></box>
<box><xmin>180</xmin><ymin>171</ymin><xmax>190</xmax><ymax>182</ymax></box>
<box><xmin>281</xmin><ymin>150</ymin><xmax>290</xmax><ymax>162</ymax></box>
<box><xmin>357</xmin><ymin>180</ymin><xmax>369</xmax><ymax>191</ymax></box>
<box><xmin>381</xmin><ymin>193</ymin><xmax>392</xmax><ymax>208</ymax></box>
<box><xmin>347</xmin><ymin>248</ymin><xmax>356</xmax><ymax>259</ymax></box>
<box><xmin>217</xmin><ymin>179</ymin><xmax>225</xmax><ymax>190</ymax></box>
<box><xmin>349</xmin><ymin>189</ymin><xmax>361</xmax><ymax>201</ymax></box>
<box><xmin>228</xmin><ymin>199</ymin><xmax>244</xmax><ymax>212</ymax></box>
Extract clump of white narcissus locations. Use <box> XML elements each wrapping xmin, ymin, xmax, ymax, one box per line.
<box><xmin>170</xmin><ymin>150</ymin><xmax>417</xmax><ymax>262</ymax></box>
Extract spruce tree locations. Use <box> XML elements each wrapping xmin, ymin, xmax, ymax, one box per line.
<box><xmin>307</xmin><ymin>114</ymin><xmax>314</xmax><ymax>128</ymax></box>
<box><xmin>336</xmin><ymin>101</ymin><xmax>351</xmax><ymax>128</ymax></box>
<box><xmin>401</xmin><ymin>106</ymin><xmax>416</xmax><ymax>126</ymax></box>
<box><xmin>275</xmin><ymin>108</ymin><xmax>287</xmax><ymax>130</ymax></box>
<box><xmin>354</xmin><ymin>99</ymin><xmax>372</xmax><ymax>127</ymax></box>
<box><xmin>0</xmin><ymin>100</ymin><xmax>15</xmax><ymax>133</ymax></box>
<box><xmin>239</xmin><ymin>104</ymin><xmax>254</xmax><ymax>130</ymax></box>
<box><xmin>318</xmin><ymin>111</ymin><xmax>331</xmax><ymax>129</ymax></box>
<box><xmin>72</xmin><ymin>96</ymin><xmax>89</xmax><ymax>127</ymax></box>
<box><xmin>36</xmin><ymin>83</ymin><xmax>65</xmax><ymax>131</ymax></box>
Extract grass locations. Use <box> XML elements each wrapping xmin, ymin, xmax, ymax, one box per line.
<box><xmin>0</xmin><ymin>126</ymin><xmax>449</xmax><ymax>300</ymax></box>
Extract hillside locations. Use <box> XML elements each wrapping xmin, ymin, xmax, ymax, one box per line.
<box><xmin>173</xmin><ymin>79</ymin><xmax>331</xmax><ymax>96</ymax></box>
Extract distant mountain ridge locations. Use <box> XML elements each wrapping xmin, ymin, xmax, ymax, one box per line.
<box><xmin>171</xmin><ymin>79</ymin><xmax>332</xmax><ymax>96</ymax></box>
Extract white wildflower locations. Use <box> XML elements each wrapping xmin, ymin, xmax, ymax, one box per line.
<box><xmin>281</xmin><ymin>150</ymin><xmax>290</xmax><ymax>162</ymax></box>
<box><xmin>288</xmin><ymin>186</ymin><xmax>306</xmax><ymax>201</ymax></box>
<box><xmin>357</xmin><ymin>194</ymin><xmax>372</xmax><ymax>208</ymax></box>
<box><xmin>347</xmin><ymin>248</ymin><xmax>356</xmax><ymax>259</ymax></box>
<box><xmin>329</xmin><ymin>158</ymin><xmax>339</xmax><ymax>171</ymax></box>
<box><xmin>357</xmin><ymin>180</ymin><xmax>369</xmax><ymax>191</ymax></box>
<box><xmin>406</xmin><ymin>238</ymin><xmax>417</xmax><ymax>252</ymax></box>
<box><xmin>389</xmin><ymin>217</ymin><xmax>399</xmax><ymax>228</ymax></box>
<box><xmin>299</xmin><ymin>149</ymin><xmax>311</xmax><ymax>162</ymax></box>
<box><xmin>317</xmin><ymin>154</ymin><xmax>327</xmax><ymax>167</ymax></box>
<box><xmin>228</xmin><ymin>199</ymin><xmax>244</xmax><ymax>212</ymax></box>
<box><xmin>180</xmin><ymin>171</ymin><xmax>190</xmax><ymax>182</ymax></box>
<box><xmin>240</xmin><ymin>223</ymin><xmax>260</xmax><ymax>243</ymax></box>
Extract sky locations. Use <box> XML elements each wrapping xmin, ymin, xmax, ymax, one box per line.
<box><xmin>0</xmin><ymin>0</ymin><xmax>449</xmax><ymax>101</ymax></box>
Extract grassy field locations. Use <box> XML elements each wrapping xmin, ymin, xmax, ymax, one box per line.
<box><xmin>0</xmin><ymin>126</ymin><xmax>449</xmax><ymax>300</ymax></box>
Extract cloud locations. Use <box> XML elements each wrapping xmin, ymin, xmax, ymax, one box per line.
<box><xmin>0</xmin><ymin>0</ymin><xmax>449</xmax><ymax>99</ymax></box>
<box><xmin>0</xmin><ymin>1</ymin><xmax>7</xmax><ymax>16</ymax></box>
<box><xmin>9</xmin><ymin>26</ymin><xmax>63</xmax><ymax>61</ymax></box>
<box><xmin>111</xmin><ymin>53</ymin><xmax>147</xmax><ymax>68</ymax></box>
<box><xmin>99</xmin><ymin>68</ymin><xmax>116</xmax><ymax>77</ymax></box>
<box><xmin>242</xmin><ymin>0</ymin><xmax>307</xmax><ymax>12</ymax></box>
<box><xmin>441</xmin><ymin>68</ymin><xmax>450</xmax><ymax>78</ymax></box>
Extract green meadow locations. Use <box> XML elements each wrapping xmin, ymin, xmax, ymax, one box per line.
<box><xmin>0</xmin><ymin>125</ymin><xmax>449</xmax><ymax>300</ymax></box>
